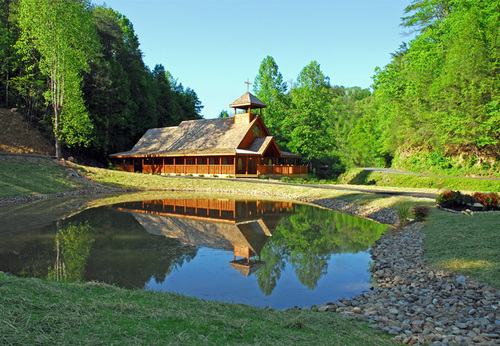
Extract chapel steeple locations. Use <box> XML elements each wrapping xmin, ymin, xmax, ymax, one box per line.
<box><xmin>229</xmin><ymin>92</ymin><xmax>267</xmax><ymax>124</ymax></box>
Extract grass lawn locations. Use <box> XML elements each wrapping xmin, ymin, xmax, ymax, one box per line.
<box><xmin>421</xmin><ymin>208</ymin><xmax>500</xmax><ymax>288</ymax></box>
<box><xmin>0</xmin><ymin>161</ymin><xmax>80</xmax><ymax>197</ymax></box>
<box><xmin>77</xmin><ymin>164</ymin><xmax>431</xmax><ymax>212</ymax></box>
<box><xmin>0</xmin><ymin>272</ymin><xmax>395</xmax><ymax>345</ymax></box>
<box><xmin>340</xmin><ymin>168</ymin><xmax>500</xmax><ymax>193</ymax></box>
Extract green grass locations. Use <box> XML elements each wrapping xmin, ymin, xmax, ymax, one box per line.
<box><xmin>0</xmin><ymin>272</ymin><xmax>395</xmax><ymax>345</ymax></box>
<box><xmin>77</xmin><ymin>164</ymin><xmax>436</xmax><ymax>210</ymax></box>
<box><xmin>340</xmin><ymin>168</ymin><xmax>500</xmax><ymax>193</ymax></box>
<box><xmin>0</xmin><ymin>161</ymin><xmax>80</xmax><ymax>197</ymax></box>
<box><xmin>422</xmin><ymin>208</ymin><xmax>500</xmax><ymax>288</ymax></box>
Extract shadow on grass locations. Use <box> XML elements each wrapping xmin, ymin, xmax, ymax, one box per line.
<box><xmin>347</xmin><ymin>170</ymin><xmax>376</xmax><ymax>185</ymax></box>
<box><xmin>333</xmin><ymin>192</ymin><xmax>393</xmax><ymax>205</ymax></box>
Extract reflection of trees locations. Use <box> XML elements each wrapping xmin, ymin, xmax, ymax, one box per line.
<box><xmin>73</xmin><ymin>208</ymin><xmax>198</xmax><ymax>289</ymax></box>
<box><xmin>48</xmin><ymin>222</ymin><xmax>94</xmax><ymax>282</ymax></box>
<box><xmin>1</xmin><ymin>207</ymin><xmax>198</xmax><ymax>289</ymax></box>
<box><xmin>256</xmin><ymin>240</ymin><xmax>288</xmax><ymax>295</ymax></box>
<box><xmin>256</xmin><ymin>205</ymin><xmax>387</xmax><ymax>295</ymax></box>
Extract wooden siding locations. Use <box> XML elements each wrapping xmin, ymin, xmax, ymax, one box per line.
<box><xmin>238</xmin><ymin>117</ymin><xmax>268</xmax><ymax>149</ymax></box>
<box><xmin>112</xmin><ymin>155</ymin><xmax>307</xmax><ymax>177</ymax></box>
<box><xmin>142</xmin><ymin>164</ymin><xmax>235</xmax><ymax>175</ymax></box>
<box><xmin>257</xmin><ymin>164</ymin><xmax>308</xmax><ymax>176</ymax></box>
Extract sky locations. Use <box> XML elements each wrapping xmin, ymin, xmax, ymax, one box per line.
<box><xmin>95</xmin><ymin>0</ymin><xmax>415</xmax><ymax>119</ymax></box>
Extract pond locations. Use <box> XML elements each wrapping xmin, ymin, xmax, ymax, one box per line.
<box><xmin>0</xmin><ymin>194</ymin><xmax>389</xmax><ymax>309</ymax></box>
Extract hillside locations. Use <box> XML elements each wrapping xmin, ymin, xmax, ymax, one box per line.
<box><xmin>0</xmin><ymin>108</ymin><xmax>54</xmax><ymax>156</ymax></box>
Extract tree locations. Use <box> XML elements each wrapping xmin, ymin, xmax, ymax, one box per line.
<box><xmin>285</xmin><ymin>61</ymin><xmax>335</xmax><ymax>162</ymax></box>
<box><xmin>218</xmin><ymin>109</ymin><xmax>230</xmax><ymax>118</ymax></box>
<box><xmin>253</xmin><ymin>56</ymin><xmax>288</xmax><ymax>143</ymax></box>
<box><xmin>17</xmin><ymin>0</ymin><xmax>97</xmax><ymax>158</ymax></box>
<box><xmin>0</xmin><ymin>0</ymin><xmax>17</xmax><ymax>108</ymax></box>
<box><xmin>401</xmin><ymin>0</ymin><xmax>453</xmax><ymax>33</ymax></box>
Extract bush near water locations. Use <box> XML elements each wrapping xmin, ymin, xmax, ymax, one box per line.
<box><xmin>436</xmin><ymin>190</ymin><xmax>500</xmax><ymax>211</ymax></box>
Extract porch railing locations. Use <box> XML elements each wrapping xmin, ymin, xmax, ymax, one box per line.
<box><xmin>142</xmin><ymin>164</ymin><xmax>235</xmax><ymax>175</ymax></box>
<box><xmin>257</xmin><ymin>164</ymin><xmax>307</xmax><ymax>176</ymax></box>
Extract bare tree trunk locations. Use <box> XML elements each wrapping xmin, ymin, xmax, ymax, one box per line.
<box><xmin>51</xmin><ymin>63</ymin><xmax>62</xmax><ymax>159</ymax></box>
<box><xmin>54</xmin><ymin>105</ymin><xmax>61</xmax><ymax>159</ymax></box>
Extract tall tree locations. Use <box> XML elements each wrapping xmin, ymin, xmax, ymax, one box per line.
<box><xmin>17</xmin><ymin>0</ymin><xmax>97</xmax><ymax>158</ymax></box>
<box><xmin>285</xmin><ymin>61</ymin><xmax>334</xmax><ymax>163</ymax></box>
<box><xmin>0</xmin><ymin>0</ymin><xmax>16</xmax><ymax>107</ymax></box>
<box><xmin>253</xmin><ymin>56</ymin><xmax>288</xmax><ymax>143</ymax></box>
<box><xmin>401</xmin><ymin>0</ymin><xmax>453</xmax><ymax>32</ymax></box>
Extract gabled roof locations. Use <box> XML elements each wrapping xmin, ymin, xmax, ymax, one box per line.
<box><xmin>109</xmin><ymin>91</ymin><xmax>301</xmax><ymax>159</ymax></box>
<box><xmin>229</xmin><ymin>92</ymin><xmax>267</xmax><ymax>109</ymax></box>
<box><xmin>110</xmin><ymin>117</ymin><xmax>258</xmax><ymax>157</ymax></box>
<box><xmin>249</xmin><ymin>136</ymin><xmax>275</xmax><ymax>155</ymax></box>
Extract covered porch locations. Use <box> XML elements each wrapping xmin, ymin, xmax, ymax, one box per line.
<box><xmin>110</xmin><ymin>154</ymin><xmax>307</xmax><ymax>178</ymax></box>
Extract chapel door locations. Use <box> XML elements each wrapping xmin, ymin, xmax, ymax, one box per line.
<box><xmin>248</xmin><ymin>157</ymin><xmax>257</xmax><ymax>174</ymax></box>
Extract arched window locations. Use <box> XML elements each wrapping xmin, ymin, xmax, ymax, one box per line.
<box><xmin>237</xmin><ymin>158</ymin><xmax>243</xmax><ymax>170</ymax></box>
<box><xmin>222</xmin><ymin>157</ymin><xmax>228</xmax><ymax>164</ymax></box>
<box><xmin>209</xmin><ymin>157</ymin><xmax>215</xmax><ymax>165</ymax></box>
<box><xmin>268</xmin><ymin>158</ymin><xmax>273</xmax><ymax>165</ymax></box>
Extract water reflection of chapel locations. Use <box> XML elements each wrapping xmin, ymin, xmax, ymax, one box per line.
<box><xmin>114</xmin><ymin>199</ymin><xmax>295</xmax><ymax>276</ymax></box>
<box><xmin>109</xmin><ymin>93</ymin><xmax>307</xmax><ymax>178</ymax></box>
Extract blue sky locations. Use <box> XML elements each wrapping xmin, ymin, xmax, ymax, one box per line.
<box><xmin>95</xmin><ymin>0</ymin><xmax>415</xmax><ymax>118</ymax></box>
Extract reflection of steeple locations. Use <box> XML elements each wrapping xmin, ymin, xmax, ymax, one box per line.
<box><xmin>113</xmin><ymin>199</ymin><xmax>294</xmax><ymax>275</ymax></box>
<box><xmin>229</xmin><ymin>258</ymin><xmax>265</xmax><ymax>277</ymax></box>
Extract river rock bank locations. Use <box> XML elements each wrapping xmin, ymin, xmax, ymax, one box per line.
<box><xmin>304</xmin><ymin>221</ymin><xmax>500</xmax><ymax>345</ymax></box>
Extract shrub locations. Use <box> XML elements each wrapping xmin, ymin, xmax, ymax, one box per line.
<box><xmin>396</xmin><ymin>201</ymin><xmax>411</xmax><ymax>226</ymax></box>
<box><xmin>412</xmin><ymin>205</ymin><xmax>431</xmax><ymax>221</ymax></box>
<box><xmin>473</xmin><ymin>192</ymin><xmax>500</xmax><ymax>209</ymax></box>
<box><xmin>259</xmin><ymin>174</ymin><xmax>267</xmax><ymax>180</ymax></box>
<box><xmin>198</xmin><ymin>174</ymin><xmax>205</xmax><ymax>177</ymax></box>
<box><xmin>436</xmin><ymin>190</ymin><xmax>476</xmax><ymax>209</ymax></box>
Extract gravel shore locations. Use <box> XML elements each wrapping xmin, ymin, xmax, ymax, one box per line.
<box><xmin>300</xmin><ymin>218</ymin><xmax>500</xmax><ymax>345</ymax></box>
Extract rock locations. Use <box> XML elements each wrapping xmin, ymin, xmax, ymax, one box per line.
<box><xmin>317</xmin><ymin>305</ymin><xmax>330</xmax><ymax>312</ymax></box>
<box><xmin>456</xmin><ymin>275</ymin><xmax>467</xmax><ymax>283</ymax></box>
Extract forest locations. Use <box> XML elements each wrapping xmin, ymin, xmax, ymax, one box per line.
<box><xmin>0</xmin><ymin>0</ymin><xmax>499</xmax><ymax>177</ymax></box>
<box><xmin>0</xmin><ymin>0</ymin><xmax>203</xmax><ymax>162</ymax></box>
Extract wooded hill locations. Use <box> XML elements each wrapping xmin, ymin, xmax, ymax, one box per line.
<box><xmin>251</xmin><ymin>1</ymin><xmax>500</xmax><ymax>178</ymax></box>
<box><xmin>0</xmin><ymin>0</ymin><xmax>498</xmax><ymax>177</ymax></box>
<box><xmin>0</xmin><ymin>1</ymin><xmax>202</xmax><ymax>163</ymax></box>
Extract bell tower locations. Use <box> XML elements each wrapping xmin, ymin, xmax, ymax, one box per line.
<box><xmin>229</xmin><ymin>92</ymin><xmax>267</xmax><ymax>124</ymax></box>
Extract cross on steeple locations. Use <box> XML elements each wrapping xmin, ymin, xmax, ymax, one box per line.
<box><xmin>245</xmin><ymin>78</ymin><xmax>252</xmax><ymax>92</ymax></box>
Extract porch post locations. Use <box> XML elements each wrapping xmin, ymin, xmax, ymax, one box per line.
<box><xmin>195</xmin><ymin>157</ymin><xmax>198</xmax><ymax>174</ymax></box>
<box><xmin>184</xmin><ymin>157</ymin><xmax>186</xmax><ymax>174</ymax></box>
<box><xmin>245</xmin><ymin>156</ymin><xmax>248</xmax><ymax>175</ymax></box>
